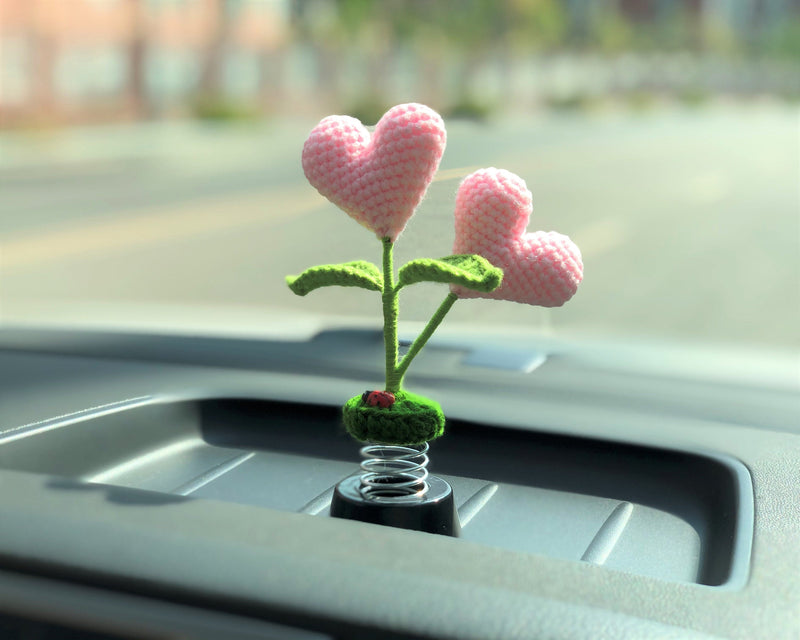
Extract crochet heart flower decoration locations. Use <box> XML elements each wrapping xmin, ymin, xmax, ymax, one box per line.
<box><xmin>288</xmin><ymin>104</ymin><xmax>583</xmax><ymax>446</ymax></box>
<box><xmin>302</xmin><ymin>103</ymin><xmax>446</xmax><ymax>242</ymax></box>
<box><xmin>452</xmin><ymin>168</ymin><xmax>583</xmax><ymax>307</ymax></box>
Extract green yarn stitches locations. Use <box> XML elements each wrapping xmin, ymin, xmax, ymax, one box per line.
<box><xmin>381</xmin><ymin>238</ymin><xmax>402</xmax><ymax>393</ymax></box>
<box><xmin>396</xmin><ymin>292</ymin><xmax>458</xmax><ymax>382</ymax></box>
<box><xmin>398</xmin><ymin>254</ymin><xmax>503</xmax><ymax>292</ymax></box>
<box><xmin>286</xmin><ymin>261</ymin><xmax>383</xmax><ymax>296</ymax></box>
<box><xmin>286</xmin><ymin>234</ymin><xmax>504</xmax><ymax>445</ymax></box>
<box><xmin>342</xmin><ymin>391</ymin><xmax>445</xmax><ymax>445</ymax></box>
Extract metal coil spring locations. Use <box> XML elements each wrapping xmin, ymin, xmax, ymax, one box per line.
<box><xmin>359</xmin><ymin>442</ymin><xmax>430</xmax><ymax>502</ymax></box>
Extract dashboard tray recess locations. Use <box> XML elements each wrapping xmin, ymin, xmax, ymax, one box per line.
<box><xmin>0</xmin><ymin>396</ymin><xmax>752</xmax><ymax>588</ymax></box>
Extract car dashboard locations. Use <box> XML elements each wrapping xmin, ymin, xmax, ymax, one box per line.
<box><xmin>0</xmin><ymin>324</ymin><xmax>797</xmax><ymax>639</ymax></box>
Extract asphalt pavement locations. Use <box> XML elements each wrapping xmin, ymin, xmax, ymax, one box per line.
<box><xmin>1</xmin><ymin>103</ymin><xmax>798</xmax><ymax>350</ymax></box>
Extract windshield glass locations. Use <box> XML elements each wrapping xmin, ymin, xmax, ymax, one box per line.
<box><xmin>2</xmin><ymin>0</ymin><xmax>798</xmax><ymax>351</ymax></box>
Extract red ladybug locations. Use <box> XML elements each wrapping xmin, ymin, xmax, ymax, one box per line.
<box><xmin>361</xmin><ymin>390</ymin><xmax>396</xmax><ymax>408</ymax></box>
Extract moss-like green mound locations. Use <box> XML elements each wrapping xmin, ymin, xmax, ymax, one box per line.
<box><xmin>342</xmin><ymin>391</ymin><xmax>445</xmax><ymax>445</ymax></box>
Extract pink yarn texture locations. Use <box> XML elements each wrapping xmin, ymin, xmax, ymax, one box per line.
<box><xmin>452</xmin><ymin>168</ymin><xmax>583</xmax><ymax>307</ymax></box>
<box><xmin>302</xmin><ymin>103</ymin><xmax>446</xmax><ymax>242</ymax></box>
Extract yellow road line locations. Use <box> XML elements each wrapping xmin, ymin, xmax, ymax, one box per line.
<box><xmin>571</xmin><ymin>217</ymin><xmax>630</xmax><ymax>260</ymax></box>
<box><xmin>433</xmin><ymin>166</ymin><xmax>479</xmax><ymax>182</ymax></box>
<box><xmin>1</xmin><ymin>187</ymin><xmax>324</xmax><ymax>271</ymax></box>
<box><xmin>1</xmin><ymin>165</ymin><xmax>478</xmax><ymax>271</ymax></box>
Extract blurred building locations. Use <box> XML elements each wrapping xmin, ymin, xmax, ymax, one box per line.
<box><xmin>0</xmin><ymin>0</ymin><xmax>290</xmax><ymax>126</ymax></box>
<box><xmin>1</xmin><ymin>0</ymin><xmax>798</xmax><ymax>127</ymax></box>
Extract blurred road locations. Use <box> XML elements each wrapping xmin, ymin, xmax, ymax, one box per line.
<box><xmin>2</xmin><ymin>104</ymin><xmax>798</xmax><ymax>349</ymax></box>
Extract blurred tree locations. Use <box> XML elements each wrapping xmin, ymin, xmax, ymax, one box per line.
<box><xmin>29</xmin><ymin>1</ymin><xmax>57</xmax><ymax>121</ymax></box>
<box><xmin>423</xmin><ymin>1</ymin><xmax>567</xmax><ymax>110</ymax></box>
<box><xmin>290</xmin><ymin>0</ymin><xmax>357</xmax><ymax>109</ymax></box>
<box><xmin>765</xmin><ymin>20</ymin><xmax>800</xmax><ymax>59</ymax></box>
<box><xmin>685</xmin><ymin>0</ymin><xmax>705</xmax><ymax>52</ymax></box>
<box><xmin>506</xmin><ymin>0</ymin><xmax>568</xmax><ymax>53</ymax></box>
<box><xmin>593</xmin><ymin>8</ymin><xmax>634</xmax><ymax>53</ymax></box>
<box><xmin>286</xmin><ymin>0</ymin><xmax>800</xmax><ymax>114</ymax></box>
<box><xmin>342</xmin><ymin>0</ymin><xmax>393</xmax><ymax>114</ymax></box>
<box><xmin>199</xmin><ymin>0</ymin><xmax>238</xmax><ymax>99</ymax></box>
<box><xmin>335</xmin><ymin>0</ymin><xmax>375</xmax><ymax>35</ymax></box>
<box><xmin>127</xmin><ymin>0</ymin><xmax>151</xmax><ymax>118</ymax></box>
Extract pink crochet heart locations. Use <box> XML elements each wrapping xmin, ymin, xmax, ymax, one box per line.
<box><xmin>452</xmin><ymin>168</ymin><xmax>583</xmax><ymax>307</ymax></box>
<box><xmin>302</xmin><ymin>103</ymin><xmax>446</xmax><ymax>242</ymax></box>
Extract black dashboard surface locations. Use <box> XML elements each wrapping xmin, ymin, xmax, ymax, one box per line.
<box><xmin>0</xmin><ymin>326</ymin><xmax>798</xmax><ymax>639</ymax></box>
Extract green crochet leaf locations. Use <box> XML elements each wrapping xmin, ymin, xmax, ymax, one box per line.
<box><xmin>286</xmin><ymin>261</ymin><xmax>383</xmax><ymax>296</ymax></box>
<box><xmin>397</xmin><ymin>254</ymin><xmax>503</xmax><ymax>292</ymax></box>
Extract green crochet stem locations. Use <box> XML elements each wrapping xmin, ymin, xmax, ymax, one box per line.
<box><xmin>286</xmin><ymin>233</ymin><xmax>503</xmax><ymax>444</ymax></box>
<box><xmin>381</xmin><ymin>238</ymin><xmax>460</xmax><ymax>394</ymax></box>
<box><xmin>396</xmin><ymin>291</ymin><xmax>458</xmax><ymax>384</ymax></box>
<box><xmin>382</xmin><ymin>237</ymin><xmax>402</xmax><ymax>393</ymax></box>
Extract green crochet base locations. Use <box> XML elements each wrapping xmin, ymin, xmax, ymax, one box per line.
<box><xmin>342</xmin><ymin>391</ymin><xmax>445</xmax><ymax>445</ymax></box>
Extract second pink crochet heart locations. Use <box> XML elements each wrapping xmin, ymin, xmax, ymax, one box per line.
<box><xmin>452</xmin><ymin>168</ymin><xmax>583</xmax><ymax>307</ymax></box>
<box><xmin>302</xmin><ymin>103</ymin><xmax>446</xmax><ymax>242</ymax></box>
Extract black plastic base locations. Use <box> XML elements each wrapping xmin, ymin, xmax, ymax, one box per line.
<box><xmin>330</xmin><ymin>475</ymin><xmax>460</xmax><ymax>537</ymax></box>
